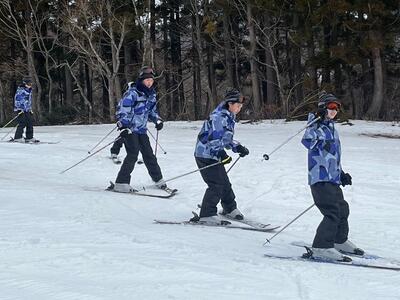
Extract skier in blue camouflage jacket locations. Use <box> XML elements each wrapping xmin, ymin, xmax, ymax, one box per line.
<box><xmin>194</xmin><ymin>89</ymin><xmax>249</xmax><ymax>224</ymax></box>
<box><xmin>112</xmin><ymin>67</ymin><xmax>166</xmax><ymax>193</ymax></box>
<box><xmin>13</xmin><ymin>77</ymin><xmax>39</xmax><ymax>143</ymax></box>
<box><xmin>301</xmin><ymin>91</ymin><xmax>363</xmax><ymax>261</ymax></box>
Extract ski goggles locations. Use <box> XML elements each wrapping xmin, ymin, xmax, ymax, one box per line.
<box><xmin>326</xmin><ymin>102</ymin><xmax>341</xmax><ymax>111</ymax></box>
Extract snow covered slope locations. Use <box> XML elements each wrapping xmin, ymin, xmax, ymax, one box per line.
<box><xmin>0</xmin><ymin>120</ymin><xmax>399</xmax><ymax>300</ymax></box>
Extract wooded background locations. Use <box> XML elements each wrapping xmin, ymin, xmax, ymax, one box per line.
<box><xmin>0</xmin><ymin>0</ymin><xmax>399</xmax><ymax>125</ymax></box>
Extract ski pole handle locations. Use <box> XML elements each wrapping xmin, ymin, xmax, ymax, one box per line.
<box><xmin>262</xmin><ymin>117</ymin><xmax>321</xmax><ymax>161</ymax></box>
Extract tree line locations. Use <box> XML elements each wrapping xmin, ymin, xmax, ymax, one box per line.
<box><xmin>0</xmin><ymin>0</ymin><xmax>399</xmax><ymax>126</ymax></box>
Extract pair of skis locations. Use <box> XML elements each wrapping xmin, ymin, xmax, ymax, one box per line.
<box><xmin>103</xmin><ymin>182</ymin><xmax>400</xmax><ymax>271</ymax></box>
<box><xmin>154</xmin><ymin>212</ymin><xmax>280</xmax><ymax>233</ymax></box>
<box><xmin>106</xmin><ymin>181</ymin><xmax>178</xmax><ymax>199</ymax></box>
<box><xmin>264</xmin><ymin>241</ymin><xmax>400</xmax><ymax>271</ymax></box>
<box><xmin>1</xmin><ymin>138</ymin><xmax>60</xmax><ymax>145</ymax></box>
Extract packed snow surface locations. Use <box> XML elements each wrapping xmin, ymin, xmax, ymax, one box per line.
<box><xmin>0</xmin><ymin>120</ymin><xmax>399</xmax><ymax>300</ymax></box>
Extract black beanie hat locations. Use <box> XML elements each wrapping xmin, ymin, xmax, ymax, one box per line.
<box><xmin>138</xmin><ymin>66</ymin><xmax>155</xmax><ymax>80</ymax></box>
<box><xmin>224</xmin><ymin>89</ymin><xmax>244</xmax><ymax>104</ymax></box>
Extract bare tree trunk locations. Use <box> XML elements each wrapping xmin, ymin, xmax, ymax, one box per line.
<box><xmin>366</xmin><ymin>32</ymin><xmax>384</xmax><ymax>119</ymax></box>
<box><xmin>322</xmin><ymin>25</ymin><xmax>331</xmax><ymax>85</ymax></box>
<box><xmin>67</xmin><ymin>61</ymin><xmax>93</xmax><ymax>122</ymax></box>
<box><xmin>64</xmin><ymin>66</ymin><xmax>73</xmax><ymax>107</ymax></box>
<box><xmin>161</xmin><ymin>8</ymin><xmax>172</xmax><ymax>119</ymax></box>
<box><xmin>290</xmin><ymin>13</ymin><xmax>303</xmax><ymax>107</ymax></box>
<box><xmin>45</xmin><ymin>56</ymin><xmax>54</xmax><ymax>114</ymax></box>
<box><xmin>351</xmin><ymin>83</ymin><xmax>364</xmax><ymax>119</ymax></box>
<box><xmin>206</xmin><ymin>42</ymin><xmax>217</xmax><ymax>111</ymax></box>
<box><xmin>196</xmin><ymin>0</ymin><xmax>216</xmax><ymax>114</ymax></box>
<box><xmin>84</xmin><ymin>63</ymin><xmax>92</xmax><ymax>107</ymax></box>
<box><xmin>169</xmin><ymin>4</ymin><xmax>180</xmax><ymax>117</ymax></box>
<box><xmin>306</xmin><ymin>36</ymin><xmax>317</xmax><ymax>91</ymax></box>
<box><xmin>0</xmin><ymin>81</ymin><xmax>5</xmax><ymax>123</ymax></box>
<box><xmin>124</xmin><ymin>44</ymin><xmax>134</xmax><ymax>82</ymax></box>
<box><xmin>175</xmin><ymin>7</ymin><xmax>185</xmax><ymax>117</ymax></box>
<box><xmin>247</xmin><ymin>2</ymin><xmax>261</xmax><ymax>117</ymax></box>
<box><xmin>141</xmin><ymin>0</ymin><xmax>153</xmax><ymax>66</ymax></box>
<box><xmin>191</xmin><ymin>13</ymin><xmax>201</xmax><ymax>119</ymax></box>
<box><xmin>223</xmin><ymin>12</ymin><xmax>235</xmax><ymax>89</ymax></box>
<box><xmin>24</xmin><ymin>15</ymin><xmax>42</xmax><ymax>120</ymax></box>
<box><xmin>263</xmin><ymin>14</ymin><xmax>277</xmax><ymax>105</ymax></box>
<box><xmin>107</xmin><ymin>1</ymin><xmax>121</xmax><ymax>119</ymax></box>
<box><xmin>28</xmin><ymin>51</ymin><xmax>42</xmax><ymax>120</ymax></box>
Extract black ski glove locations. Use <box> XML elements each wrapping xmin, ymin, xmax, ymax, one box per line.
<box><xmin>155</xmin><ymin>120</ymin><xmax>164</xmax><ymax>131</ymax></box>
<box><xmin>117</xmin><ymin>121</ymin><xmax>127</xmax><ymax>131</ymax></box>
<box><xmin>316</xmin><ymin>108</ymin><xmax>327</xmax><ymax>120</ymax></box>
<box><xmin>119</xmin><ymin>128</ymin><xmax>132</xmax><ymax>139</ymax></box>
<box><xmin>340</xmin><ymin>171</ymin><xmax>352</xmax><ymax>186</ymax></box>
<box><xmin>218</xmin><ymin>150</ymin><xmax>232</xmax><ymax>165</ymax></box>
<box><xmin>236</xmin><ymin>144</ymin><xmax>249</xmax><ymax>157</ymax></box>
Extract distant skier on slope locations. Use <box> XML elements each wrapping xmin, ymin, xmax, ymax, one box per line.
<box><xmin>193</xmin><ymin>89</ymin><xmax>249</xmax><ymax>224</ymax></box>
<box><xmin>110</xmin><ymin>66</ymin><xmax>168</xmax><ymax>193</ymax></box>
<box><xmin>13</xmin><ymin>77</ymin><xmax>39</xmax><ymax>143</ymax></box>
<box><xmin>301</xmin><ymin>91</ymin><xmax>364</xmax><ymax>261</ymax></box>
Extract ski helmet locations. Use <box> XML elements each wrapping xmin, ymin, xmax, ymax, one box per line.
<box><xmin>318</xmin><ymin>91</ymin><xmax>340</xmax><ymax>108</ymax></box>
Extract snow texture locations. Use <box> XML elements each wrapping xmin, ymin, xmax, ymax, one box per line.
<box><xmin>0</xmin><ymin>120</ymin><xmax>399</xmax><ymax>300</ymax></box>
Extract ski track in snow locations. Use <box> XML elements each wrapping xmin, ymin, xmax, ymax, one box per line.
<box><xmin>0</xmin><ymin>120</ymin><xmax>399</xmax><ymax>300</ymax></box>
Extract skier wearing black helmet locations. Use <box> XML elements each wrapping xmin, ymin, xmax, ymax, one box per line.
<box><xmin>301</xmin><ymin>91</ymin><xmax>363</xmax><ymax>262</ymax></box>
<box><xmin>193</xmin><ymin>89</ymin><xmax>250</xmax><ymax>224</ymax></box>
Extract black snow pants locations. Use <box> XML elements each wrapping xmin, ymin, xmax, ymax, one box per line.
<box><xmin>14</xmin><ymin>112</ymin><xmax>34</xmax><ymax>140</ymax></box>
<box><xmin>115</xmin><ymin>133</ymin><xmax>162</xmax><ymax>184</ymax></box>
<box><xmin>195</xmin><ymin>157</ymin><xmax>237</xmax><ymax>218</ymax></box>
<box><xmin>310</xmin><ymin>182</ymin><xmax>350</xmax><ymax>248</ymax></box>
<box><xmin>110</xmin><ymin>138</ymin><xmax>124</xmax><ymax>155</ymax></box>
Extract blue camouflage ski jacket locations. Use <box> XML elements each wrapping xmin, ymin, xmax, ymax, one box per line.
<box><xmin>14</xmin><ymin>86</ymin><xmax>32</xmax><ymax>112</ymax></box>
<box><xmin>194</xmin><ymin>101</ymin><xmax>240</xmax><ymax>160</ymax></box>
<box><xmin>116</xmin><ymin>85</ymin><xmax>160</xmax><ymax>134</ymax></box>
<box><xmin>301</xmin><ymin>113</ymin><xmax>342</xmax><ymax>185</ymax></box>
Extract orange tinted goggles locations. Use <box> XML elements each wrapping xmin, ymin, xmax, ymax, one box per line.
<box><xmin>326</xmin><ymin>102</ymin><xmax>340</xmax><ymax>111</ymax></box>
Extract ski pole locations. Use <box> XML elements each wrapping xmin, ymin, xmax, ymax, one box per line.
<box><xmin>1</xmin><ymin>111</ymin><xmax>23</xmax><ymax>129</ymax></box>
<box><xmin>61</xmin><ymin>137</ymin><xmax>121</xmax><ymax>174</ymax></box>
<box><xmin>1</xmin><ymin>124</ymin><xmax>17</xmax><ymax>141</ymax></box>
<box><xmin>262</xmin><ymin>117</ymin><xmax>320</xmax><ymax>161</ymax></box>
<box><xmin>87</xmin><ymin>125</ymin><xmax>117</xmax><ymax>154</ymax></box>
<box><xmin>141</xmin><ymin>160</ymin><xmax>223</xmax><ymax>190</ymax></box>
<box><xmin>154</xmin><ymin>130</ymin><xmax>159</xmax><ymax>156</ymax></box>
<box><xmin>148</xmin><ymin>130</ymin><xmax>167</xmax><ymax>154</ymax></box>
<box><xmin>227</xmin><ymin>157</ymin><xmax>240</xmax><ymax>173</ymax></box>
<box><xmin>263</xmin><ymin>203</ymin><xmax>315</xmax><ymax>245</ymax></box>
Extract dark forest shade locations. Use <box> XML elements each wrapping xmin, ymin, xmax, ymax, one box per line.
<box><xmin>0</xmin><ymin>0</ymin><xmax>399</xmax><ymax>125</ymax></box>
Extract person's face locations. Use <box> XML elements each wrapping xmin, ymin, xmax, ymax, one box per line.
<box><xmin>142</xmin><ymin>78</ymin><xmax>154</xmax><ymax>88</ymax></box>
<box><xmin>326</xmin><ymin>102</ymin><xmax>340</xmax><ymax>119</ymax></box>
<box><xmin>25</xmin><ymin>83</ymin><xmax>32</xmax><ymax>89</ymax></box>
<box><xmin>228</xmin><ymin>101</ymin><xmax>243</xmax><ymax>114</ymax></box>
